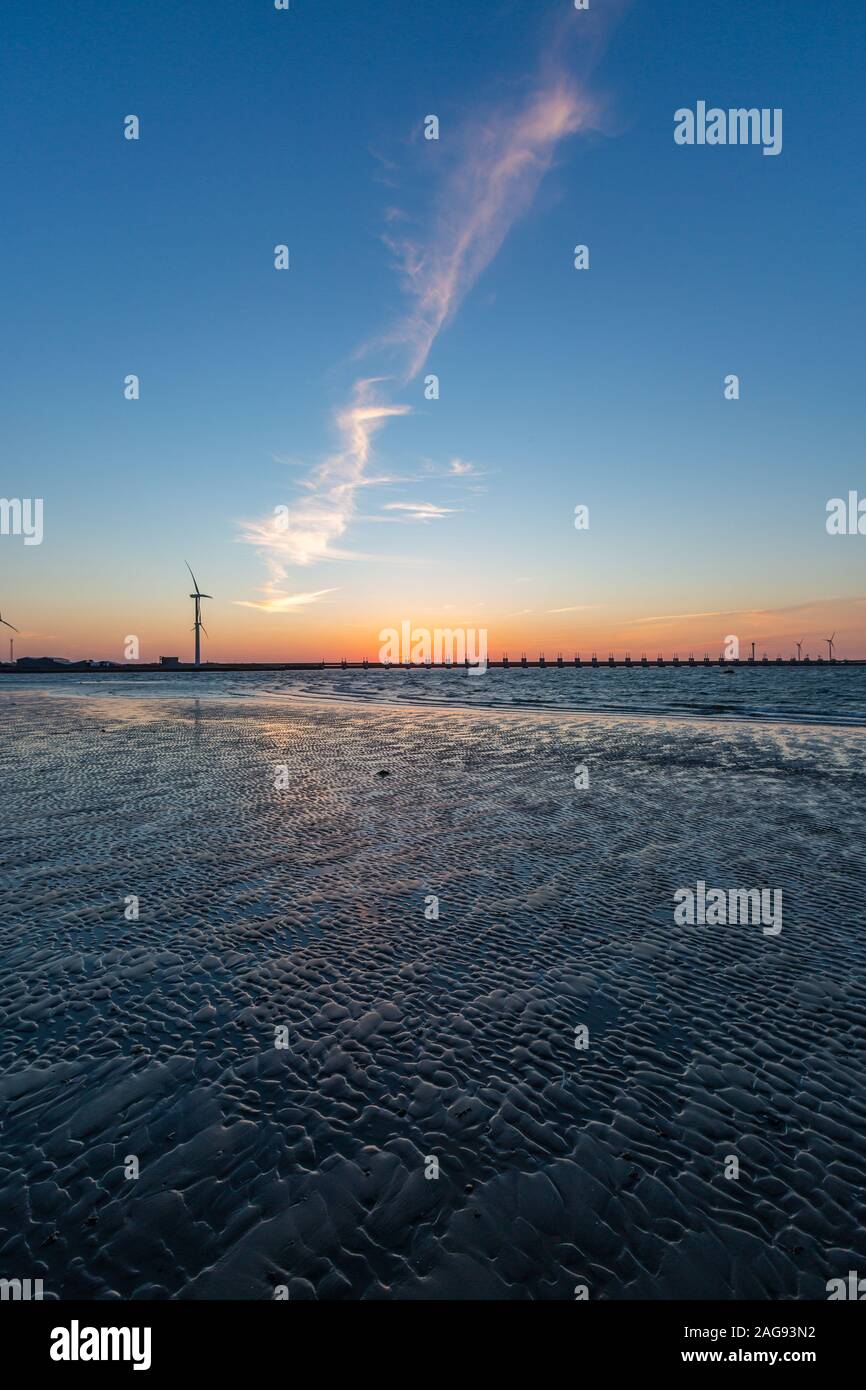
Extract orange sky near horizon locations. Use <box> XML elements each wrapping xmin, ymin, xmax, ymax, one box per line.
<box><xmin>9</xmin><ymin>594</ymin><xmax>864</xmax><ymax>665</ymax></box>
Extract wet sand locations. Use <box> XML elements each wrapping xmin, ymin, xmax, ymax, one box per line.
<box><xmin>0</xmin><ymin>692</ymin><xmax>864</xmax><ymax>1299</ymax></box>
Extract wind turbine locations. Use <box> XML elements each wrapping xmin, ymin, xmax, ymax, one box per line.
<box><xmin>0</xmin><ymin>610</ymin><xmax>19</xmax><ymax>665</ymax></box>
<box><xmin>186</xmin><ymin>563</ymin><xmax>212</xmax><ymax>667</ymax></box>
<box><xmin>825</xmin><ymin>632</ymin><xmax>836</xmax><ymax>661</ymax></box>
<box><xmin>795</xmin><ymin>639</ymin><xmax>803</xmax><ymax>662</ymax></box>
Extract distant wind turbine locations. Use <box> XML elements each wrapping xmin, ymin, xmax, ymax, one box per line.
<box><xmin>186</xmin><ymin>563</ymin><xmax>212</xmax><ymax>667</ymax></box>
<box><xmin>795</xmin><ymin>639</ymin><xmax>803</xmax><ymax>661</ymax></box>
<box><xmin>0</xmin><ymin>610</ymin><xmax>18</xmax><ymax>665</ymax></box>
<box><xmin>825</xmin><ymin>632</ymin><xmax>836</xmax><ymax>661</ymax></box>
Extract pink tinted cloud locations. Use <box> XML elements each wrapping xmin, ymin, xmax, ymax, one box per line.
<box><xmin>240</xmin><ymin>64</ymin><xmax>596</xmax><ymax>601</ymax></box>
<box><xmin>381</xmin><ymin>81</ymin><xmax>596</xmax><ymax>380</ymax></box>
<box><xmin>238</xmin><ymin>380</ymin><xmax>410</xmax><ymax>577</ymax></box>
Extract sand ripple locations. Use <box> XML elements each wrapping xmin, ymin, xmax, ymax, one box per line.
<box><xmin>0</xmin><ymin>694</ymin><xmax>864</xmax><ymax>1298</ymax></box>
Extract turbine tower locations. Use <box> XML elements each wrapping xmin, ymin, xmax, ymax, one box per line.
<box><xmin>825</xmin><ymin>632</ymin><xmax>836</xmax><ymax>661</ymax></box>
<box><xmin>0</xmin><ymin>610</ymin><xmax>19</xmax><ymax>665</ymax></box>
<box><xmin>186</xmin><ymin>563</ymin><xmax>212</xmax><ymax>667</ymax></box>
<box><xmin>795</xmin><ymin>639</ymin><xmax>803</xmax><ymax>662</ymax></box>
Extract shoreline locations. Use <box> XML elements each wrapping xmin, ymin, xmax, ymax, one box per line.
<box><xmin>3</xmin><ymin>680</ymin><xmax>866</xmax><ymax>732</ymax></box>
<box><xmin>1</xmin><ymin>658</ymin><xmax>864</xmax><ymax>674</ymax></box>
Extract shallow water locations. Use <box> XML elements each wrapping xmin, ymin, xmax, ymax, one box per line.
<box><xmin>3</xmin><ymin>662</ymin><xmax>866</xmax><ymax>727</ymax></box>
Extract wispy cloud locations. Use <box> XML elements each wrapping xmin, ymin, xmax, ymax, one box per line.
<box><xmin>629</xmin><ymin>599</ymin><xmax>866</xmax><ymax>626</ymax></box>
<box><xmin>626</xmin><ymin>598</ymin><xmax>866</xmax><ymax>651</ymax></box>
<box><xmin>631</xmin><ymin>608</ymin><xmax>739</xmax><ymax>626</ymax></box>
<box><xmin>239</xmin><ymin>42</ymin><xmax>598</xmax><ymax>604</ymax></box>
<box><xmin>382</xmin><ymin>501</ymin><xmax>461</xmax><ymax>522</ymax></box>
<box><xmin>234</xmin><ymin>587</ymin><xmax>339</xmax><ymax>614</ymax></box>
<box><xmin>238</xmin><ymin>379</ymin><xmax>410</xmax><ymax>581</ymax></box>
<box><xmin>379</xmin><ymin>83</ymin><xmax>595</xmax><ymax>381</ymax></box>
<box><xmin>547</xmin><ymin>603</ymin><xmax>606</xmax><ymax>613</ymax></box>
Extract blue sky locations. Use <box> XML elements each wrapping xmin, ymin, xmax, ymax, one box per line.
<box><xmin>2</xmin><ymin>0</ymin><xmax>864</xmax><ymax>660</ymax></box>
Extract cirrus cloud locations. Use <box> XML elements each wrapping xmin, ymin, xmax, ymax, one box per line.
<box><xmin>238</xmin><ymin>37</ymin><xmax>601</xmax><ymax>605</ymax></box>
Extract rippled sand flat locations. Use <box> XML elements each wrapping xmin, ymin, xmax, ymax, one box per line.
<box><xmin>1</xmin><ymin>692</ymin><xmax>864</xmax><ymax>1299</ymax></box>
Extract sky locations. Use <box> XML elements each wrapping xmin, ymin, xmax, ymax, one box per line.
<box><xmin>2</xmin><ymin>0</ymin><xmax>865</xmax><ymax>662</ymax></box>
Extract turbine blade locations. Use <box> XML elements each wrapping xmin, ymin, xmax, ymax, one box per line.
<box><xmin>200</xmin><ymin>624</ymin><xmax>208</xmax><ymax>638</ymax></box>
<box><xmin>0</xmin><ymin>619</ymin><xmax>19</xmax><ymax>632</ymax></box>
<box><xmin>185</xmin><ymin>560</ymin><xmax>200</xmax><ymax>593</ymax></box>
